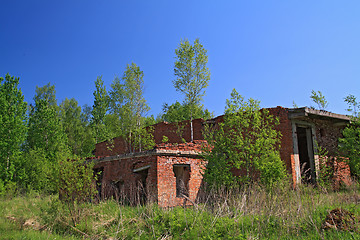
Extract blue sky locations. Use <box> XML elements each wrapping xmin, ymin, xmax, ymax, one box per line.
<box><xmin>1</xmin><ymin>1</ymin><xmax>360</xmax><ymax>117</ymax></box>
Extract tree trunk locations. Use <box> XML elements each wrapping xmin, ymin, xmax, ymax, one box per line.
<box><xmin>190</xmin><ymin>114</ymin><xmax>193</xmax><ymax>142</ymax></box>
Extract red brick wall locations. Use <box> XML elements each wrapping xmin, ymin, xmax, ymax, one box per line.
<box><xmin>92</xmin><ymin>107</ymin><xmax>351</xmax><ymax>208</ymax></box>
<box><xmin>268</xmin><ymin>107</ymin><xmax>296</xmax><ymax>183</ymax></box>
<box><xmin>93</xmin><ymin>155</ymin><xmax>158</xmax><ymax>204</ymax></box>
<box><xmin>157</xmin><ymin>155</ymin><xmax>205</xmax><ymax>207</ymax></box>
<box><xmin>156</xmin><ymin>142</ymin><xmax>206</xmax><ymax>208</ymax></box>
<box><xmin>95</xmin><ymin>136</ymin><xmax>129</xmax><ymax>157</ymax></box>
<box><xmin>94</xmin><ymin>119</ymin><xmax>205</xmax><ymax>157</ymax></box>
<box><xmin>152</xmin><ymin>118</ymin><xmax>205</xmax><ymax>144</ymax></box>
<box><xmin>319</xmin><ymin>156</ymin><xmax>352</xmax><ymax>188</ymax></box>
<box><xmin>306</xmin><ymin>118</ymin><xmax>345</xmax><ymax>156</ymax></box>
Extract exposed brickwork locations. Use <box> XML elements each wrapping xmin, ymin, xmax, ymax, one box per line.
<box><xmin>307</xmin><ymin>118</ymin><xmax>345</xmax><ymax>156</ymax></box>
<box><xmin>91</xmin><ymin>106</ymin><xmax>352</xmax><ymax>207</ymax></box>
<box><xmin>94</xmin><ymin>119</ymin><xmax>205</xmax><ymax>157</ymax></box>
<box><xmin>268</xmin><ymin>107</ymin><xmax>295</xmax><ymax>182</ymax></box>
<box><xmin>319</xmin><ymin>156</ymin><xmax>352</xmax><ymax>188</ymax></box>
<box><xmin>93</xmin><ymin>155</ymin><xmax>158</xmax><ymax>204</ymax></box>
<box><xmin>157</xmin><ymin>154</ymin><xmax>205</xmax><ymax>207</ymax></box>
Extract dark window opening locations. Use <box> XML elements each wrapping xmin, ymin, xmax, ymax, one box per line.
<box><xmin>296</xmin><ymin>127</ymin><xmax>316</xmax><ymax>183</ymax></box>
<box><xmin>173</xmin><ymin>164</ymin><xmax>190</xmax><ymax>198</ymax></box>
<box><xmin>135</xmin><ymin>169</ymin><xmax>148</xmax><ymax>204</ymax></box>
<box><xmin>94</xmin><ymin>167</ymin><xmax>104</xmax><ymax>199</ymax></box>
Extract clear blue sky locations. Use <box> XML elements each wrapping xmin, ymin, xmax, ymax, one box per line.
<box><xmin>1</xmin><ymin>1</ymin><xmax>360</xmax><ymax>117</ymax></box>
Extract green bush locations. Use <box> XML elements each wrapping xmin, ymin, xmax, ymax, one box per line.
<box><xmin>203</xmin><ymin>89</ymin><xmax>285</xmax><ymax>188</ymax></box>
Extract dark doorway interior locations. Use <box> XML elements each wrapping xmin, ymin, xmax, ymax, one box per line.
<box><xmin>135</xmin><ymin>169</ymin><xmax>148</xmax><ymax>204</ymax></box>
<box><xmin>173</xmin><ymin>164</ymin><xmax>190</xmax><ymax>198</ymax></box>
<box><xmin>296</xmin><ymin>126</ymin><xmax>315</xmax><ymax>183</ymax></box>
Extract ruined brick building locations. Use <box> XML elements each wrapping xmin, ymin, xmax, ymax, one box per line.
<box><xmin>91</xmin><ymin>106</ymin><xmax>351</xmax><ymax>207</ymax></box>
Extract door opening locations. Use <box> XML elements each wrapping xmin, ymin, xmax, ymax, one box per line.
<box><xmin>135</xmin><ymin>169</ymin><xmax>148</xmax><ymax>204</ymax></box>
<box><xmin>296</xmin><ymin>126</ymin><xmax>316</xmax><ymax>183</ymax></box>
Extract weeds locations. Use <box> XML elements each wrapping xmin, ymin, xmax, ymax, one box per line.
<box><xmin>1</xmin><ymin>183</ymin><xmax>359</xmax><ymax>239</ymax></box>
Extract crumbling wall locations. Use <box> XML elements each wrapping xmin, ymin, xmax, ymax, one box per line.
<box><xmin>93</xmin><ymin>155</ymin><xmax>157</xmax><ymax>204</ymax></box>
<box><xmin>308</xmin><ymin>118</ymin><xmax>345</xmax><ymax>156</ymax></box>
<box><xmin>156</xmin><ymin>142</ymin><xmax>206</xmax><ymax>208</ymax></box>
<box><xmin>309</xmin><ymin>118</ymin><xmax>351</xmax><ymax>186</ymax></box>
<box><xmin>94</xmin><ymin>119</ymin><xmax>205</xmax><ymax>157</ymax></box>
<box><xmin>268</xmin><ymin>107</ymin><xmax>295</xmax><ymax>182</ymax></box>
<box><xmin>92</xmin><ymin>106</ymin><xmax>352</xmax><ymax>208</ymax></box>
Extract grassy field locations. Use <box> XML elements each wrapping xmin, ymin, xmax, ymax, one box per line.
<box><xmin>1</xmin><ymin>183</ymin><xmax>360</xmax><ymax>239</ymax></box>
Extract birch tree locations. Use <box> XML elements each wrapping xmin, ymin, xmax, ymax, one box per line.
<box><xmin>109</xmin><ymin>63</ymin><xmax>154</xmax><ymax>152</ymax></box>
<box><xmin>173</xmin><ymin>38</ymin><xmax>210</xmax><ymax>141</ymax></box>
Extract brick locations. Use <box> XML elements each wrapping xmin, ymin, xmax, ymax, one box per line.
<box><xmin>91</xmin><ymin>107</ymin><xmax>352</xmax><ymax>207</ymax></box>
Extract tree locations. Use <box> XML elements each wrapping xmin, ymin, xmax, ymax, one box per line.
<box><xmin>158</xmin><ymin>101</ymin><xmax>212</xmax><ymax>123</ymax></box>
<box><xmin>203</xmin><ymin>89</ymin><xmax>286</xmax><ymax>188</ymax></box>
<box><xmin>339</xmin><ymin>122</ymin><xmax>360</xmax><ymax>179</ymax></box>
<box><xmin>173</xmin><ymin>38</ymin><xmax>210</xmax><ymax>142</ymax></box>
<box><xmin>310</xmin><ymin>90</ymin><xmax>328</xmax><ymax>110</ymax></box>
<box><xmin>91</xmin><ymin>76</ymin><xmax>109</xmax><ymax>144</ymax></box>
<box><xmin>59</xmin><ymin>98</ymin><xmax>94</xmax><ymax>157</ymax></box>
<box><xmin>27</xmin><ymin>83</ymin><xmax>67</xmax><ymax>158</ymax></box>
<box><xmin>0</xmin><ymin>74</ymin><xmax>27</xmax><ymax>184</ymax></box>
<box><xmin>344</xmin><ymin>94</ymin><xmax>359</xmax><ymax>117</ymax></box>
<box><xmin>109</xmin><ymin>63</ymin><xmax>154</xmax><ymax>152</ymax></box>
<box><xmin>26</xmin><ymin>83</ymin><xmax>68</xmax><ymax>192</ymax></box>
<box><xmin>339</xmin><ymin>94</ymin><xmax>360</xmax><ymax>178</ymax></box>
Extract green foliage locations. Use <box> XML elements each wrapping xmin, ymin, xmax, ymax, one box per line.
<box><xmin>310</xmin><ymin>90</ymin><xmax>328</xmax><ymax>110</ymax></box>
<box><xmin>25</xmin><ymin>83</ymin><xmax>69</xmax><ymax>192</ymax></box>
<box><xmin>173</xmin><ymin>38</ymin><xmax>210</xmax><ymax>141</ymax></box>
<box><xmin>159</xmin><ymin>101</ymin><xmax>213</xmax><ymax>123</ymax></box>
<box><xmin>292</xmin><ymin>100</ymin><xmax>298</xmax><ymax>108</ymax></box>
<box><xmin>109</xmin><ymin>63</ymin><xmax>154</xmax><ymax>152</ymax></box>
<box><xmin>27</xmin><ymin>83</ymin><xmax>68</xmax><ymax>160</ymax></box>
<box><xmin>59</xmin><ymin>158</ymin><xmax>96</xmax><ymax>203</ymax></box>
<box><xmin>344</xmin><ymin>94</ymin><xmax>360</xmax><ymax>117</ymax></box>
<box><xmin>2</xmin><ymin>185</ymin><xmax>360</xmax><ymax>239</ymax></box>
<box><xmin>162</xmin><ymin>135</ymin><xmax>169</xmax><ymax>143</ymax></box>
<box><xmin>0</xmin><ymin>74</ymin><xmax>27</xmax><ymax>184</ymax></box>
<box><xmin>339</xmin><ymin>94</ymin><xmax>360</xmax><ymax>179</ymax></box>
<box><xmin>256</xmin><ymin>152</ymin><xmax>287</xmax><ymax>186</ymax></box>
<box><xmin>0</xmin><ymin>179</ymin><xmax>5</xmax><ymax>197</ymax></box>
<box><xmin>315</xmin><ymin>144</ymin><xmax>335</xmax><ymax>188</ymax></box>
<box><xmin>59</xmin><ymin>157</ymin><xmax>97</xmax><ymax>226</ymax></box>
<box><xmin>20</xmin><ymin>148</ymin><xmax>61</xmax><ymax>193</ymax></box>
<box><xmin>59</xmin><ymin>98</ymin><xmax>95</xmax><ymax>157</ymax></box>
<box><xmin>203</xmin><ymin>88</ymin><xmax>286</xmax><ymax>187</ymax></box>
<box><xmin>91</xmin><ymin>76</ymin><xmax>110</xmax><ymax>143</ymax></box>
<box><xmin>173</xmin><ymin>39</ymin><xmax>210</xmax><ymax>107</ymax></box>
<box><xmin>339</xmin><ymin>120</ymin><xmax>360</xmax><ymax>178</ymax></box>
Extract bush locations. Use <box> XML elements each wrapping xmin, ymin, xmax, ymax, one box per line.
<box><xmin>256</xmin><ymin>152</ymin><xmax>287</xmax><ymax>186</ymax></box>
<box><xmin>59</xmin><ymin>157</ymin><xmax>97</xmax><ymax>226</ymax></box>
<box><xmin>203</xmin><ymin>89</ymin><xmax>285</xmax><ymax>188</ymax></box>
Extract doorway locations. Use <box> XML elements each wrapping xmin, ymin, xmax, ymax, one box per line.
<box><xmin>296</xmin><ymin>126</ymin><xmax>316</xmax><ymax>183</ymax></box>
<box><xmin>134</xmin><ymin>168</ymin><xmax>148</xmax><ymax>204</ymax></box>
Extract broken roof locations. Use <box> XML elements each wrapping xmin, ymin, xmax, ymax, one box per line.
<box><xmin>288</xmin><ymin>107</ymin><xmax>351</xmax><ymax>123</ymax></box>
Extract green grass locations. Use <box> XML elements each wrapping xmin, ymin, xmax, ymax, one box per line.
<box><xmin>1</xmin><ymin>184</ymin><xmax>360</xmax><ymax>239</ymax></box>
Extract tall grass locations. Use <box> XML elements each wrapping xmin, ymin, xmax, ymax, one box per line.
<box><xmin>1</xmin><ymin>183</ymin><xmax>359</xmax><ymax>239</ymax></box>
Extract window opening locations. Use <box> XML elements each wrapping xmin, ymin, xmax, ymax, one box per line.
<box><xmin>173</xmin><ymin>164</ymin><xmax>190</xmax><ymax>198</ymax></box>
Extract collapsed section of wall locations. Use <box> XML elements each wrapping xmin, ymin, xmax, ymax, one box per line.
<box><xmin>92</xmin><ymin>141</ymin><xmax>207</xmax><ymax>207</ymax></box>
